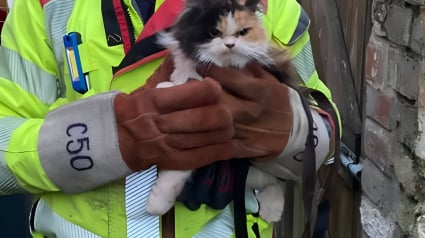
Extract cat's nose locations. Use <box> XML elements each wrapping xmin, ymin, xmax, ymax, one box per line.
<box><xmin>225</xmin><ymin>43</ymin><xmax>235</xmax><ymax>49</ymax></box>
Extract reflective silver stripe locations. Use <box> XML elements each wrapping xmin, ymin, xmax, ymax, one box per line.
<box><xmin>32</xmin><ymin>198</ymin><xmax>100</xmax><ymax>238</ymax></box>
<box><xmin>292</xmin><ymin>41</ymin><xmax>316</xmax><ymax>83</ymax></box>
<box><xmin>0</xmin><ymin>48</ymin><xmax>59</xmax><ymax>105</ymax></box>
<box><xmin>194</xmin><ymin>204</ymin><xmax>234</xmax><ymax>238</ymax></box>
<box><xmin>44</xmin><ymin>0</ymin><xmax>75</xmax><ymax>75</ymax></box>
<box><xmin>125</xmin><ymin>167</ymin><xmax>160</xmax><ymax>238</ymax></box>
<box><xmin>0</xmin><ymin>117</ymin><xmax>27</xmax><ymax>194</ymax></box>
<box><xmin>287</xmin><ymin>8</ymin><xmax>310</xmax><ymax>45</ymax></box>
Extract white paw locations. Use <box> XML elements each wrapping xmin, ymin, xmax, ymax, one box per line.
<box><xmin>145</xmin><ymin>170</ymin><xmax>192</xmax><ymax>215</ymax></box>
<box><xmin>170</xmin><ymin>68</ymin><xmax>202</xmax><ymax>85</ymax></box>
<box><xmin>146</xmin><ymin>184</ymin><xmax>175</xmax><ymax>215</ymax></box>
<box><xmin>257</xmin><ymin>184</ymin><xmax>284</xmax><ymax>223</ymax></box>
<box><xmin>156</xmin><ymin>81</ymin><xmax>177</xmax><ymax>88</ymax></box>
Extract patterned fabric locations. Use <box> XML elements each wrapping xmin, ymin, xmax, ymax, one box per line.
<box><xmin>125</xmin><ymin>166</ymin><xmax>160</xmax><ymax>238</ymax></box>
<box><xmin>0</xmin><ymin>48</ymin><xmax>59</xmax><ymax>104</ymax></box>
<box><xmin>44</xmin><ymin>0</ymin><xmax>75</xmax><ymax>86</ymax></box>
<box><xmin>292</xmin><ymin>41</ymin><xmax>316</xmax><ymax>83</ymax></box>
<box><xmin>32</xmin><ymin>198</ymin><xmax>101</xmax><ymax>238</ymax></box>
<box><xmin>194</xmin><ymin>205</ymin><xmax>234</xmax><ymax>238</ymax></box>
<box><xmin>0</xmin><ymin>116</ymin><xmax>27</xmax><ymax>194</ymax></box>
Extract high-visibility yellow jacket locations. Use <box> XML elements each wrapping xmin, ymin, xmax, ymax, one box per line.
<box><xmin>0</xmin><ymin>0</ymin><xmax>337</xmax><ymax>237</ymax></box>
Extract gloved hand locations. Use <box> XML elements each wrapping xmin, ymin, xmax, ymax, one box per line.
<box><xmin>202</xmin><ymin>63</ymin><xmax>299</xmax><ymax>161</ymax></box>
<box><xmin>38</xmin><ymin>57</ymin><xmax>237</xmax><ymax>194</ymax></box>
<box><xmin>114</xmin><ymin>60</ymin><xmax>237</xmax><ymax>171</ymax></box>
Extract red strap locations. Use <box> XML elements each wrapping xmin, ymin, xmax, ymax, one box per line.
<box><xmin>112</xmin><ymin>0</ymin><xmax>134</xmax><ymax>53</ymax></box>
<box><xmin>112</xmin><ymin>0</ymin><xmax>184</xmax><ymax>78</ymax></box>
<box><xmin>136</xmin><ymin>0</ymin><xmax>184</xmax><ymax>41</ymax></box>
<box><xmin>40</xmin><ymin>0</ymin><xmax>49</xmax><ymax>7</ymax></box>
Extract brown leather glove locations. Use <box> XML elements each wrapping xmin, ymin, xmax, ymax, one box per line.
<box><xmin>202</xmin><ymin>63</ymin><xmax>295</xmax><ymax>161</ymax></box>
<box><xmin>114</xmin><ymin>60</ymin><xmax>237</xmax><ymax>171</ymax></box>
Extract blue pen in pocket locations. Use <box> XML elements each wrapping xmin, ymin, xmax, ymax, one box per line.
<box><xmin>63</xmin><ymin>32</ymin><xmax>89</xmax><ymax>93</ymax></box>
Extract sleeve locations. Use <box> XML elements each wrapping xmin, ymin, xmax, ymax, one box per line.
<box><xmin>0</xmin><ymin>0</ymin><xmax>131</xmax><ymax>195</ymax></box>
<box><xmin>262</xmin><ymin>0</ymin><xmax>332</xmax><ymax>98</ymax></box>
<box><xmin>253</xmin><ymin>87</ymin><xmax>335</xmax><ymax>181</ymax></box>
<box><xmin>254</xmin><ymin>0</ymin><xmax>341</xmax><ymax>180</ymax></box>
<box><xmin>0</xmin><ymin>0</ymin><xmax>62</xmax><ymax>194</ymax></box>
<box><xmin>264</xmin><ymin>0</ymin><xmax>341</xmax><ymax>130</ymax></box>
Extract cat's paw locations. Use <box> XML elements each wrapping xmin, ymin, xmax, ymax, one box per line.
<box><xmin>146</xmin><ymin>170</ymin><xmax>191</xmax><ymax>215</ymax></box>
<box><xmin>146</xmin><ymin>186</ymin><xmax>175</xmax><ymax>215</ymax></box>
<box><xmin>257</xmin><ymin>184</ymin><xmax>284</xmax><ymax>223</ymax></box>
<box><xmin>170</xmin><ymin>69</ymin><xmax>202</xmax><ymax>85</ymax></box>
<box><xmin>156</xmin><ymin>81</ymin><xmax>177</xmax><ymax>88</ymax></box>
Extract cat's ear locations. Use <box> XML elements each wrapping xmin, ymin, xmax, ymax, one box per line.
<box><xmin>235</xmin><ymin>0</ymin><xmax>260</xmax><ymax>12</ymax></box>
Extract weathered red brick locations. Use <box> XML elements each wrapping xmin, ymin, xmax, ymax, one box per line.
<box><xmin>363</xmin><ymin>118</ymin><xmax>394</xmax><ymax>176</ymax></box>
<box><xmin>365</xmin><ymin>35</ymin><xmax>388</xmax><ymax>89</ymax></box>
<box><xmin>365</xmin><ymin>83</ymin><xmax>398</xmax><ymax>130</ymax></box>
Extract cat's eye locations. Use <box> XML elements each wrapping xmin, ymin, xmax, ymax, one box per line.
<box><xmin>209</xmin><ymin>28</ymin><xmax>222</xmax><ymax>38</ymax></box>
<box><xmin>237</xmin><ymin>28</ymin><xmax>251</xmax><ymax>36</ymax></box>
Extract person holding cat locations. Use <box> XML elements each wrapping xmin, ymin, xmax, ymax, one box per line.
<box><xmin>0</xmin><ymin>0</ymin><xmax>339</xmax><ymax>237</ymax></box>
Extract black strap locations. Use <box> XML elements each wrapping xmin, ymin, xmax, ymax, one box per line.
<box><xmin>114</xmin><ymin>33</ymin><xmax>165</xmax><ymax>72</ymax></box>
<box><xmin>302</xmin><ymin>89</ymin><xmax>341</xmax><ymax>238</ymax></box>
<box><xmin>102</xmin><ymin>0</ymin><xmax>137</xmax><ymax>47</ymax></box>
<box><xmin>298</xmin><ymin>90</ymin><xmax>316</xmax><ymax>224</ymax></box>
<box><xmin>232</xmin><ymin>159</ymin><xmax>250</xmax><ymax>238</ymax></box>
<box><xmin>266</xmin><ymin>66</ymin><xmax>320</xmax><ymax>238</ymax></box>
<box><xmin>102</xmin><ymin>0</ymin><xmax>123</xmax><ymax>47</ymax></box>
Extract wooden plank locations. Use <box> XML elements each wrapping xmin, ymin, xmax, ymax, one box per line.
<box><xmin>299</xmin><ymin>0</ymin><xmax>363</xmax><ymax>151</ymax></box>
<box><xmin>335</xmin><ymin>0</ymin><xmax>372</xmax><ymax>107</ymax></box>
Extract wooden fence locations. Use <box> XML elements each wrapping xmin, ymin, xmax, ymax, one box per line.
<box><xmin>299</xmin><ymin>0</ymin><xmax>372</xmax><ymax>154</ymax></box>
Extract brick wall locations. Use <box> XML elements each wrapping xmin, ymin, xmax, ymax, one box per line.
<box><xmin>362</xmin><ymin>1</ymin><xmax>425</xmax><ymax>237</ymax></box>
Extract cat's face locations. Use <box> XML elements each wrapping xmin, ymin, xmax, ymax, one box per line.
<box><xmin>172</xmin><ymin>0</ymin><xmax>272</xmax><ymax>68</ymax></box>
<box><xmin>197</xmin><ymin>9</ymin><xmax>270</xmax><ymax>68</ymax></box>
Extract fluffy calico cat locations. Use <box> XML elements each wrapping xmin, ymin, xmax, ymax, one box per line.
<box><xmin>147</xmin><ymin>0</ymin><xmax>299</xmax><ymax>223</ymax></box>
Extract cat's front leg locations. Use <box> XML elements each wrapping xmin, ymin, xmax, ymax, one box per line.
<box><xmin>146</xmin><ymin>170</ymin><xmax>192</xmax><ymax>215</ymax></box>
<box><xmin>156</xmin><ymin>51</ymin><xmax>202</xmax><ymax>88</ymax></box>
<box><xmin>170</xmin><ymin>52</ymin><xmax>202</xmax><ymax>84</ymax></box>
<box><xmin>246</xmin><ymin>166</ymin><xmax>285</xmax><ymax>223</ymax></box>
<box><xmin>256</xmin><ymin>183</ymin><xmax>285</xmax><ymax>223</ymax></box>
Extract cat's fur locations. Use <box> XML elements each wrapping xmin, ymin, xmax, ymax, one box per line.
<box><xmin>147</xmin><ymin>0</ymin><xmax>299</xmax><ymax>223</ymax></box>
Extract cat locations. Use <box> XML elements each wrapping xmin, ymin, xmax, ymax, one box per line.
<box><xmin>146</xmin><ymin>0</ymin><xmax>300</xmax><ymax>223</ymax></box>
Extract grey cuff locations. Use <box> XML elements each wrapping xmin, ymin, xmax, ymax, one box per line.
<box><xmin>38</xmin><ymin>92</ymin><xmax>132</xmax><ymax>193</ymax></box>
<box><xmin>253</xmin><ymin>88</ymin><xmax>308</xmax><ymax>181</ymax></box>
<box><xmin>253</xmin><ymin>88</ymin><xmax>330</xmax><ymax>181</ymax></box>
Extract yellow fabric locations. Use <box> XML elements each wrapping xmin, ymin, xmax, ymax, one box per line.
<box><xmin>245</xmin><ymin>214</ymin><xmax>274</xmax><ymax>238</ymax></box>
<box><xmin>1</xmin><ymin>0</ymin><xmax>60</xmax><ymax>194</ymax></box>
<box><xmin>7</xmin><ymin>119</ymin><xmax>59</xmax><ymax>193</ymax></box>
<box><xmin>174</xmin><ymin>203</ymin><xmax>223</xmax><ymax>238</ymax></box>
<box><xmin>0</xmin><ymin>0</ymin><xmax>337</xmax><ymax>237</ymax></box>
<box><xmin>1</xmin><ymin>0</ymin><xmax>57</xmax><ymax>76</ymax></box>
<box><xmin>40</xmin><ymin>180</ymin><xmax>127</xmax><ymax>237</ymax></box>
<box><xmin>263</xmin><ymin>0</ymin><xmax>301</xmax><ymax>45</ymax></box>
<box><xmin>110</xmin><ymin>57</ymin><xmax>163</xmax><ymax>92</ymax></box>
